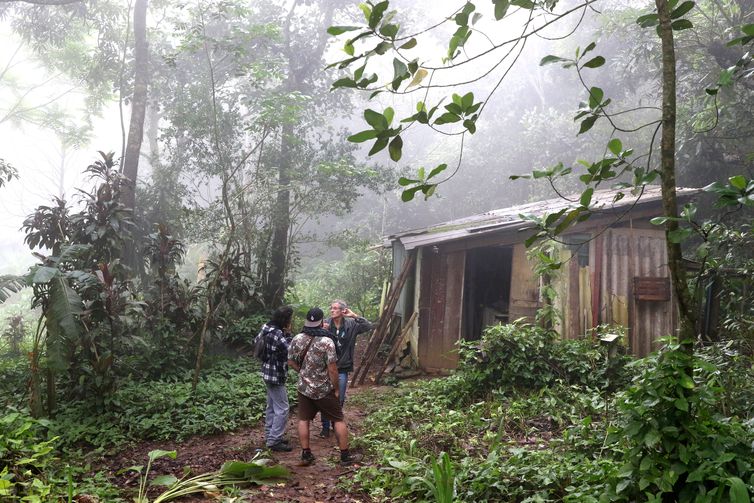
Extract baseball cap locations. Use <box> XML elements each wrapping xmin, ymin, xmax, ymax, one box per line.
<box><xmin>304</xmin><ymin>307</ymin><xmax>324</xmax><ymax>327</ymax></box>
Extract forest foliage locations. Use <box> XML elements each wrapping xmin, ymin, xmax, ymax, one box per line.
<box><xmin>0</xmin><ymin>0</ymin><xmax>753</xmax><ymax>500</ymax></box>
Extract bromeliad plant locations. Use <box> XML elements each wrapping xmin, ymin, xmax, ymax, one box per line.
<box><xmin>125</xmin><ymin>449</ymin><xmax>289</xmax><ymax>503</ymax></box>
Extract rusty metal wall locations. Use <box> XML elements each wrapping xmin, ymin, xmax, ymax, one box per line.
<box><xmin>600</xmin><ymin>227</ymin><xmax>674</xmax><ymax>357</ymax></box>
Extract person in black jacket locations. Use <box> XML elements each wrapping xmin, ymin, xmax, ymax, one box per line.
<box><xmin>256</xmin><ymin>305</ymin><xmax>294</xmax><ymax>451</ymax></box>
<box><xmin>319</xmin><ymin>299</ymin><xmax>372</xmax><ymax>438</ymax></box>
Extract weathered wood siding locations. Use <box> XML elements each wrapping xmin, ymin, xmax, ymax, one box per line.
<box><xmin>418</xmin><ymin>248</ymin><xmax>465</xmax><ymax>370</ymax></box>
<box><xmin>508</xmin><ymin>243</ymin><xmax>540</xmax><ymax>322</ymax></box>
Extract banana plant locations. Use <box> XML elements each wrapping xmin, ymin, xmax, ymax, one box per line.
<box><xmin>123</xmin><ymin>450</ymin><xmax>289</xmax><ymax>503</ymax></box>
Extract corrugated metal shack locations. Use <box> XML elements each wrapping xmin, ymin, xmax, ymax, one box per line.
<box><xmin>386</xmin><ymin>186</ymin><xmax>699</xmax><ymax>371</ymax></box>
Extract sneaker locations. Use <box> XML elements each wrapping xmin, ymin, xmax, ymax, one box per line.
<box><xmin>317</xmin><ymin>428</ymin><xmax>331</xmax><ymax>439</ymax></box>
<box><xmin>300</xmin><ymin>450</ymin><xmax>316</xmax><ymax>466</ymax></box>
<box><xmin>269</xmin><ymin>441</ymin><xmax>293</xmax><ymax>452</ymax></box>
<box><xmin>340</xmin><ymin>452</ymin><xmax>363</xmax><ymax>466</ymax></box>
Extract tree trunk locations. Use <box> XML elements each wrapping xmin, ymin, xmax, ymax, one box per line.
<box><xmin>263</xmin><ymin>0</ymin><xmax>338</xmax><ymax>307</ymax></box>
<box><xmin>266</xmin><ymin>128</ymin><xmax>292</xmax><ymax>307</ymax></box>
<box><xmin>121</xmin><ymin>0</ymin><xmax>149</xmax><ymax>212</ymax></box>
<box><xmin>655</xmin><ymin>0</ymin><xmax>697</xmax><ymax>345</ymax></box>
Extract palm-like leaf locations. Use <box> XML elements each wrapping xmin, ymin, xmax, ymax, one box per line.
<box><xmin>0</xmin><ymin>275</ymin><xmax>25</xmax><ymax>304</ymax></box>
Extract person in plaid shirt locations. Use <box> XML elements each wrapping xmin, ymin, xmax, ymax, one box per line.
<box><xmin>256</xmin><ymin>305</ymin><xmax>294</xmax><ymax>451</ymax></box>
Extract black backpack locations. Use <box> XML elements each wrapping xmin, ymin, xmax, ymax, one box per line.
<box><xmin>253</xmin><ymin>327</ymin><xmax>268</xmax><ymax>362</ymax></box>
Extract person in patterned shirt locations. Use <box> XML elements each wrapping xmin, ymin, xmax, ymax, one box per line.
<box><xmin>287</xmin><ymin>307</ymin><xmax>362</xmax><ymax>466</ymax></box>
<box><xmin>256</xmin><ymin>305</ymin><xmax>294</xmax><ymax>452</ymax></box>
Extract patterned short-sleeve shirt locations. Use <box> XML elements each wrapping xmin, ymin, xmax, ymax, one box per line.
<box><xmin>288</xmin><ymin>333</ymin><xmax>337</xmax><ymax>400</ymax></box>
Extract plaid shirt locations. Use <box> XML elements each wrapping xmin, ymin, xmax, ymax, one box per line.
<box><xmin>257</xmin><ymin>324</ymin><xmax>291</xmax><ymax>385</ymax></box>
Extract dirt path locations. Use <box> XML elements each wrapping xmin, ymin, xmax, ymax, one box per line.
<box><xmin>104</xmin><ymin>387</ymin><xmax>376</xmax><ymax>502</ymax></box>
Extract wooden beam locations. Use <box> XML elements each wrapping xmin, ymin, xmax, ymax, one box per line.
<box><xmin>351</xmin><ymin>251</ymin><xmax>415</xmax><ymax>386</ymax></box>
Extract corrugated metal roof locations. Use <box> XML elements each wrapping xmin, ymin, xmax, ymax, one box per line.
<box><xmin>388</xmin><ymin>186</ymin><xmax>700</xmax><ymax>250</ymax></box>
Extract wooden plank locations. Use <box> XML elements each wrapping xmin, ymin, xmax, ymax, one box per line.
<box><xmin>508</xmin><ymin>243</ymin><xmax>540</xmax><ymax>321</ymax></box>
<box><xmin>634</xmin><ymin>277</ymin><xmax>671</xmax><ymax>301</ymax></box>
<box><xmin>567</xmin><ymin>250</ymin><xmax>580</xmax><ymax>338</ymax></box>
<box><xmin>441</xmin><ymin>251</ymin><xmax>465</xmax><ymax>368</ymax></box>
<box><xmin>352</xmin><ymin>251</ymin><xmax>415</xmax><ymax>385</ymax></box>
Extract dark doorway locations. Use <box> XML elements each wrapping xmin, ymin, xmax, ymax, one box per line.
<box><xmin>462</xmin><ymin>246</ymin><xmax>513</xmax><ymax>341</ymax></box>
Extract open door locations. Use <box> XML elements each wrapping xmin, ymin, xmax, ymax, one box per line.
<box><xmin>462</xmin><ymin>246</ymin><xmax>513</xmax><ymax>341</ymax></box>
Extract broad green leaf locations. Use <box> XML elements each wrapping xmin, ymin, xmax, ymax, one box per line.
<box><xmin>32</xmin><ymin>266</ymin><xmax>59</xmax><ymax>284</ymax></box>
<box><xmin>399</xmin><ymin>38</ymin><xmax>417</xmax><ymax>49</ymax></box>
<box><xmin>580</xmin><ymin>188</ymin><xmax>594</xmax><ymax>207</ymax></box>
<box><xmin>148</xmin><ymin>450</ymin><xmax>177</xmax><ymax>462</ymax></box>
<box><xmin>728</xmin><ymin>175</ymin><xmax>747</xmax><ymax>190</ymax></box>
<box><xmin>582</xmin><ymin>56</ymin><xmax>605</xmax><ymax>68</ymax></box>
<box><xmin>380</xmin><ymin>23</ymin><xmax>399</xmax><ymax>39</ymax></box>
<box><xmin>427</xmin><ymin>164</ymin><xmax>447</xmax><ymax>180</ymax></box>
<box><xmin>327</xmin><ymin>26</ymin><xmax>360</xmax><ymax>35</ymax></box>
<box><xmin>150</xmin><ymin>475</ymin><xmax>179</xmax><ymax>487</ymax></box>
<box><xmin>401</xmin><ymin>186</ymin><xmax>421</xmax><ymax>202</ymax></box>
<box><xmin>678</xmin><ymin>372</ymin><xmax>694</xmax><ymax>389</ymax></box>
<box><xmin>540</xmin><ymin>55</ymin><xmax>567</xmax><ymax>66</ymax></box>
<box><xmin>344</xmin><ymin>40</ymin><xmax>355</xmax><ymax>56</ymax></box>
<box><xmin>728</xmin><ymin>477</ymin><xmax>749</xmax><ymax>503</ymax></box>
<box><xmin>493</xmin><ymin>0</ymin><xmax>510</xmax><ymax>19</ymax></box>
<box><xmin>554</xmin><ymin>208</ymin><xmax>582</xmax><ymax>235</ymax></box>
<box><xmin>368</xmin><ymin>136</ymin><xmax>389</xmax><ymax>156</ymax></box>
<box><xmin>589</xmin><ymin>87</ymin><xmax>604</xmax><ymax>109</ymax></box>
<box><xmin>671</xmin><ymin>19</ymin><xmax>693</xmax><ymax>30</ymax></box>
<box><xmin>668</xmin><ymin>227</ymin><xmax>692</xmax><ymax>243</ymax></box>
<box><xmin>331</xmin><ymin>77</ymin><xmax>357</xmax><ymax>90</ymax></box>
<box><xmin>581</xmin><ymin>41</ymin><xmax>596</xmax><ymax>57</ymax></box>
<box><xmin>461</xmin><ymin>92</ymin><xmax>474</xmax><ymax>110</ymax></box>
<box><xmin>384</xmin><ymin>107</ymin><xmax>395</xmax><ymax>125</ymax></box>
<box><xmin>718</xmin><ymin>68</ymin><xmax>734</xmax><ymax>86</ymax></box>
<box><xmin>608</xmin><ymin>138</ymin><xmax>623</xmax><ymax>155</ymax></box>
<box><xmin>348</xmin><ymin>130</ymin><xmax>379</xmax><ymax>143</ymax></box>
<box><xmin>374</xmin><ymin>41</ymin><xmax>393</xmax><ymax>55</ymax></box>
<box><xmin>391</xmin><ymin>58</ymin><xmax>409</xmax><ymax>90</ymax></box>
<box><xmin>511</xmin><ymin>0</ymin><xmax>535</xmax><ymax>9</ymax></box>
<box><xmin>364</xmin><ymin>109</ymin><xmax>387</xmax><ymax>130</ymax></box>
<box><xmin>637</xmin><ymin>13</ymin><xmax>659</xmax><ymax>27</ymax></box>
<box><xmin>674</xmin><ymin>397</ymin><xmax>688</xmax><ymax>411</ymax></box>
<box><xmin>358</xmin><ymin>3</ymin><xmax>371</xmax><ymax>23</ymax></box>
<box><xmin>643</xmin><ymin>429</ymin><xmax>660</xmax><ymax>447</ymax></box>
<box><xmin>463</xmin><ymin>119</ymin><xmax>476</xmax><ymax>134</ymax></box>
<box><xmin>578</xmin><ymin>115</ymin><xmax>598</xmax><ymax>135</ymax></box>
<box><xmin>388</xmin><ymin>135</ymin><xmax>403</xmax><ymax>161</ymax></box>
<box><xmin>434</xmin><ymin>112</ymin><xmax>461</xmax><ymax>124</ymax></box>
<box><xmin>368</xmin><ymin>1</ymin><xmax>389</xmax><ymax>29</ymax></box>
<box><xmin>670</xmin><ymin>1</ymin><xmax>694</xmax><ymax>18</ymax></box>
<box><xmin>398</xmin><ymin>177</ymin><xmax>418</xmax><ymax>186</ymax></box>
<box><xmin>743</xmin><ymin>23</ymin><xmax>754</xmax><ymax>36</ymax></box>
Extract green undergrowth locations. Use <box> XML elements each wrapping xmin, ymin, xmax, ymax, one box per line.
<box><xmin>348</xmin><ymin>324</ymin><xmax>754</xmax><ymax>502</ymax></box>
<box><xmin>49</xmin><ymin>357</ymin><xmax>296</xmax><ymax>452</ymax></box>
<box><xmin>2</xmin><ymin>356</ymin><xmax>291</xmax><ymax>500</ymax></box>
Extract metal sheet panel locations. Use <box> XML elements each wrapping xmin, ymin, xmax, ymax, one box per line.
<box><xmin>601</xmin><ymin>227</ymin><xmax>674</xmax><ymax>357</ymax></box>
<box><xmin>391</xmin><ymin>187</ymin><xmax>700</xmax><ymax>250</ymax></box>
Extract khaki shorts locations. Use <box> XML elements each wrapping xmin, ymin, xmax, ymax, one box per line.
<box><xmin>297</xmin><ymin>391</ymin><xmax>344</xmax><ymax>422</ymax></box>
